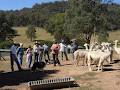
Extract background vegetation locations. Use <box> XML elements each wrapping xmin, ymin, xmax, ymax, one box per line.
<box><xmin>0</xmin><ymin>0</ymin><xmax>120</xmax><ymax>48</ymax></box>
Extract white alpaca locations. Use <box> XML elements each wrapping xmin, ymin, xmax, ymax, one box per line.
<box><xmin>73</xmin><ymin>43</ymin><xmax>89</xmax><ymax>66</ymax></box>
<box><xmin>114</xmin><ymin>40</ymin><xmax>120</xmax><ymax>59</ymax></box>
<box><xmin>87</xmin><ymin>44</ymin><xmax>111</xmax><ymax>71</ymax></box>
<box><xmin>101</xmin><ymin>42</ymin><xmax>113</xmax><ymax>63</ymax></box>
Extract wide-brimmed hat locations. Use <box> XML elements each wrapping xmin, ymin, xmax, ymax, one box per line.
<box><xmin>20</xmin><ymin>43</ymin><xmax>23</xmax><ymax>46</ymax></box>
<box><xmin>35</xmin><ymin>41</ymin><xmax>39</xmax><ymax>44</ymax></box>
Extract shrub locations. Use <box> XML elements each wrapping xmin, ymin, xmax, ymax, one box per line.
<box><xmin>0</xmin><ymin>41</ymin><xmax>13</xmax><ymax>49</ymax></box>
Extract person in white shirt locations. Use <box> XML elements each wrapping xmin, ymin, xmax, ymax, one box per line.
<box><xmin>59</xmin><ymin>41</ymin><xmax>68</xmax><ymax>60</ymax></box>
<box><xmin>10</xmin><ymin>42</ymin><xmax>22</xmax><ymax>71</ymax></box>
<box><xmin>33</xmin><ymin>42</ymin><xmax>40</xmax><ymax>62</ymax></box>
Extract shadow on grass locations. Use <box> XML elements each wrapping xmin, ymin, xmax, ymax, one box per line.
<box><xmin>103</xmin><ymin>64</ymin><xmax>113</xmax><ymax>67</ymax></box>
<box><xmin>73</xmin><ymin>72</ymin><xmax>98</xmax><ymax>81</ymax></box>
<box><xmin>0</xmin><ymin>69</ymin><xmax>59</xmax><ymax>88</ymax></box>
<box><xmin>113</xmin><ymin>59</ymin><xmax>120</xmax><ymax>64</ymax></box>
<box><xmin>103</xmin><ymin>68</ymin><xmax>120</xmax><ymax>71</ymax></box>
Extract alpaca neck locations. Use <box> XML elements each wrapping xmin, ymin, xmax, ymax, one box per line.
<box><xmin>85</xmin><ymin>45</ymin><xmax>88</xmax><ymax>50</ymax></box>
<box><xmin>114</xmin><ymin>42</ymin><xmax>118</xmax><ymax>49</ymax></box>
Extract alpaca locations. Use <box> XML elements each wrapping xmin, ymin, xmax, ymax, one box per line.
<box><xmin>73</xmin><ymin>43</ymin><xmax>89</xmax><ymax>66</ymax></box>
<box><xmin>87</xmin><ymin>43</ymin><xmax>111</xmax><ymax>71</ymax></box>
<box><xmin>114</xmin><ymin>40</ymin><xmax>120</xmax><ymax>59</ymax></box>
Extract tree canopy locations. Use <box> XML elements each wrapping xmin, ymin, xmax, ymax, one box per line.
<box><xmin>64</xmin><ymin>0</ymin><xmax>115</xmax><ymax>43</ymax></box>
<box><xmin>0</xmin><ymin>13</ymin><xmax>16</xmax><ymax>41</ymax></box>
<box><xmin>26</xmin><ymin>25</ymin><xmax>36</xmax><ymax>41</ymax></box>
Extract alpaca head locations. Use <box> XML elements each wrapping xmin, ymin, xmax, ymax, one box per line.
<box><xmin>114</xmin><ymin>40</ymin><xmax>118</xmax><ymax>42</ymax></box>
<box><xmin>84</xmin><ymin>43</ymin><xmax>89</xmax><ymax>47</ymax></box>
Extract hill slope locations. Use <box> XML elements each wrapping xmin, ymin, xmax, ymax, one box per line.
<box><xmin>13</xmin><ymin>27</ymin><xmax>54</xmax><ymax>47</ymax></box>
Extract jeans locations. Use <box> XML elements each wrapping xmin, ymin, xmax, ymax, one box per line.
<box><xmin>17</xmin><ymin>54</ymin><xmax>23</xmax><ymax>66</ymax></box>
<box><xmin>34</xmin><ymin>52</ymin><xmax>39</xmax><ymax>62</ymax></box>
<box><xmin>10</xmin><ymin>53</ymin><xmax>21</xmax><ymax>71</ymax></box>
<box><xmin>61</xmin><ymin>51</ymin><xmax>68</xmax><ymax>60</ymax></box>
<box><xmin>27</xmin><ymin>55</ymin><xmax>32</xmax><ymax>68</ymax></box>
<box><xmin>52</xmin><ymin>54</ymin><xmax>60</xmax><ymax>66</ymax></box>
<box><xmin>44</xmin><ymin>51</ymin><xmax>50</xmax><ymax>61</ymax></box>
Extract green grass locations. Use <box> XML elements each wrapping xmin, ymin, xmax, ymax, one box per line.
<box><xmin>12</xmin><ymin>27</ymin><xmax>54</xmax><ymax>48</ymax></box>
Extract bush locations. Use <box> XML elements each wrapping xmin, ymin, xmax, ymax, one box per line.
<box><xmin>0</xmin><ymin>41</ymin><xmax>13</xmax><ymax>49</ymax></box>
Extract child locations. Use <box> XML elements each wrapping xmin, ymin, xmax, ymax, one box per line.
<box><xmin>26</xmin><ymin>45</ymin><xmax>32</xmax><ymax>68</ymax></box>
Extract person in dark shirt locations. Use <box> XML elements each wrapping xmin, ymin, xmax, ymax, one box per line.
<box><xmin>43</xmin><ymin>43</ymin><xmax>50</xmax><ymax>63</ymax></box>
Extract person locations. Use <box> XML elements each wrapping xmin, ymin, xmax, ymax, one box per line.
<box><xmin>33</xmin><ymin>41</ymin><xmax>40</xmax><ymax>62</ymax></box>
<box><xmin>26</xmin><ymin>45</ymin><xmax>32</xmax><ymax>68</ymax></box>
<box><xmin>59</xmin><ymin>41</ymin><xmax>68</xmax><ymax>60</ymax></box>
<box><xmin>43</xmin><ymin>43</ymin><xmax>50</xmax><ymax>63</ymax></box>
<box><xmin>71</xmin><ymin>40</ymin><xmax>78</xmax><ymax>59</ymax></box>
<box><xmin>17</xmin><ymin>43</ymin><xmax>24</xmax><ymax>66</ymax></box>
<box><xmin>71</xmin><ymin>40</ymin><xmax>78</xmax><ymax>53</ymax></box>
<box><xmin>10</xmin><ymin>42</ymin><xmax>22</xmax><ymax>71</ymax></box>
<box><xmin>51</xmin><ymin>41</ymin><xmax>61</xmax><ymax>66</ymax></box>
<box><xmin>39</xmin><ymin>43</ymin><xmax>44</xmax><ymax>62</ymax></box>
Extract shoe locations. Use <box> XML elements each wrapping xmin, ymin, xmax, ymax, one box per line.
<box><xmin>11</xmin><ymin>68</ymin><xmax>14</xmax><ymax>71</ymax></box>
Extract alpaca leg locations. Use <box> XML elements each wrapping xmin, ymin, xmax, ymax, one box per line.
<box><xmin>101</xmin><ymin>62</ymin><xmax>104</xmax><ymax>72</ymax></box>
<box><xmin>88</xmin><ymin>57</ymin><xmax>92</xmax><ymax>71</ymax></box>
<box><xmin>85</xmin><ymin>56</ymin><xmax>88</xmax><ymax>66</ymax></box>
<box><xmin>97</xmin><ymin>59</ymin><xmax>102</xmax><ymax>72</ymax></box>
<box><xmin>77</xmin><ymin>58</ymin><xmax>80</xmax><ymax>66</ymax></box>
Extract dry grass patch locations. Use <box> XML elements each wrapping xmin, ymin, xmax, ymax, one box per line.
<box><xmin>73</xmin><ymin>72</ymin><xmax>98</xmax><ymax>81</ymax></box>
<box><xmin>12</xmin><ymin>27</ymin><xmax>54</xmax><ymax>48</ymax></box>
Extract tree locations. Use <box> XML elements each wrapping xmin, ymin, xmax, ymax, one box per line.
<box><xmin>64</xmin><ymin>0</ymin><xmax>112</xmax><ymax>44</ymax></box>
<box><xmin>46</xmin><ymin>13</ymin><xmax>66</xmax><ymax>42</ymax></box>
<box><xmin>26</xmin><ymin>25</ymin><xmax>36</xmax><ymax>41</ymax></box>
<box><xmin>0</xmin><ymin>13</ymin><xmax>16</xmax><ymax>41</ymax></box>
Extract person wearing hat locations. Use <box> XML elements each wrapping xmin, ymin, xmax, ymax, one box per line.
<box><xmin>10</xmin><ymin>42</ymin><xmax>22</xmax><ymax>71</ymax></box>
<box><xmin>26</xmin><ymin>45</ymin><xmax>33</xmax><ymax>68</ymax></box>
<box><xmin>17</xmin><ymin>43</ymin><xmax>24</xmax><ymax>66</ymax></box>
<box><xmin>51</xmin><ymin>41</ymin><xmax>61</xmax><ymax>66</ymax></box>
<box><xmin>59</xmin><ymin>40</ymin><xmax>68</xmax><ymax>61</ymax></box>
<box><xmin>33</xmin><ymin>41</ymin><xmax>40</xmax><ymax>62</ymax></box>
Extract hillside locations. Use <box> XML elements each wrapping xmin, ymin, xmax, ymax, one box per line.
<box><xmin>13</xmin><ymin>27</ymin><xmax>54</xmax><ymax>48</ymax></box>
<box><xmin>109</xmin><ymin>30</ymin><xmax>120</xmax><ymax>41</ymax></box>
<box><xmin>13</xmin><ymin>27</ymin><xmax>120</xmax><ymax>48</ymax></box>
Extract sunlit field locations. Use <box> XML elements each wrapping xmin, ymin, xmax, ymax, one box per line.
<box><xmin>13</xmin><ymin>27</ymin><xmax>54</xmax><ymax>48</ymax></box>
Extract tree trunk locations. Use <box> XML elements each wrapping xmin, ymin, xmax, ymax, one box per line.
<box><xmin>30</xmin><ymin>37</ymin><xmax>32</xmax><ymax>42</ymax></box>
<box><xmin>85</xmin><ymin>33</ymin><xmax>92</xmax><ymax>44</ymax></box>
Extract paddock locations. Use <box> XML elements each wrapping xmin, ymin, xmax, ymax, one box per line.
<box><xmin>0</xmin><ymin>52</ymin><xmax>120</xmax><ymax>90</ymax></box>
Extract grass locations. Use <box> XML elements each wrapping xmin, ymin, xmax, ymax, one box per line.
<box><xmin>73</xmin><ymin>72</ymin><xmax>98</xmax><ymax>81</ymax></box>
<box><xmin>116</xmin><ymin>75</ymin><xmax>120</xmax><ymax>78</ymax></box>
<box><xmin>108</xmin><ymin>30</ymin><xmax>120</xmax><ymax>41</ymax></box>
<box><xmin>91</xmin><ymin>30</ymin><xmax>120</xmax><ymax>46</ymax></box>
<box><xmin>13</xmin><ymin>27</ymin><xmax>120</xmax><ymax>48</ymax></box>
<box><xmin>12</xmin><ymin>27</ymin><xmax>54</xmax><ymax>48</ymax></box>
<box><xmin>75</xmin><ymin>86</ymin><xmax>102</xmax><ymax>90</ymax></box>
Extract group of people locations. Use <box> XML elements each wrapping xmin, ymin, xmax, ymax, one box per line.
<box><xmin>10</xmin><ymin>40</ymin><xmax>79</xmax><ymax>71</ymax></box>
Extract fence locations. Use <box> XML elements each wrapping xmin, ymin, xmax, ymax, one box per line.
<box><xmin>0</xmin><ymin>49</ymin><xmax>10</xmax><ymax>61</ymax></box>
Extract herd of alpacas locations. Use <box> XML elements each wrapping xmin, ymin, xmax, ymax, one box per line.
<box><xmin>73</xmin><ymin>40</ymin><xmax>120</xmax><ymax>72</ymax></box>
